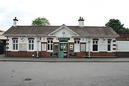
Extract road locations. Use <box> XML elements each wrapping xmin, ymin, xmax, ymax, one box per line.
<box><xmin>0</xmin><ymin>62</ymin><xmax>129</xmax><ymax>86</ymax></box>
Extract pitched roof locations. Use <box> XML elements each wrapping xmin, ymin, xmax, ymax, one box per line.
<box><xmin>0</xmin><ymin>30</ymin><xmax>4</xmax><ymax>32</ymax></box>
<box><xmin>4</xmin><ymin>26</ymin><xmax>119</xmax><ymax>38</ymax></box>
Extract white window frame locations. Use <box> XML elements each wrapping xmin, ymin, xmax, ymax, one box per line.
<box><xmin>74</xmin><ymin>40</ymin><xmax>80</xmax><ymax>44</ymax></box>
<box><xmin>12</xmin><ymin>39</ymin><xmax>18</xmax><ymax>51</ymax></box>
<box><xmin>47</xmin><ymin>40</ymin><xmax>53</xmax><ymax>52</ymax></box>
<box><xmin>74</xmin><ymin>40</ymin><xmax>80</xmax><ymax>52</ymax></box>
<box><xmin>93</xmin><ymin>40</ymin><xmax>98</xmax><ymax>52</ymax></box>
<box><xmin>28</xmin><ymin>39</ymin><xmax>34</xmax><ymax>51</ymax></box>
<box><xmin>107</xmin><ymin>40</ymin><xmax>112</xmax><ymax>52</ymax></box>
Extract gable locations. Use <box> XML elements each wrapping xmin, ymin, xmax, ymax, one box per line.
<box><xmin>48</xmin><ymin>25</ymin><xmax>79</xmax><ymax>37</ymax></box>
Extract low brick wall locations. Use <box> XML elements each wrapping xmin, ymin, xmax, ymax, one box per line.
<box><xmin>6</xmin><ymin>51</ymin><xmax>36</xmax><ymax>57</ymax></box>
<box><xmin>6</xmin><ymin>51</ymin><xmax>117</xmax><ymax>58</ymax></box>
<box><xmin>6</xmin><ymin>51</ymin><xmax>57</xmax><ymax>58</ymax></box>
<box><xmin>69</xmin><ymin>52</ymin><xmax>87</xmax><ymax>58</ymax></box>
<box><xmin>90</xmin><ymin>52</ymin><xmax>116</xmax><ymax>57</ymax></box>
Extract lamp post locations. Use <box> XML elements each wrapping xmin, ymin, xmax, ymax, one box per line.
<box><xmin>5</xmin><ymin>36</ymin><xmax>8</xmax><ymax>57</ymax></box>
<box><xmin>88</xmin><ymin>40</ymin><xmax>91</xmax><ymax>58</ymax></box>
<box><xmin>36</xmin><ymin>37</ymin><xmax>41</xmax><ymax>58</ymax></box>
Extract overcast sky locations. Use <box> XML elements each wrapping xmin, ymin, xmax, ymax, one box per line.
<box><xmin>0</xmin><ymin>0</ymin><xmax>129</xmax><ymax>30</ymax></box>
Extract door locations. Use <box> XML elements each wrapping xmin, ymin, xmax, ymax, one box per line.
<box><xmin>0</xmin><ymin>40</ymin><xmax>6</xmax><ymax>54</ymax></box>
<box><xmin>59</xmin><ymin>43</ymin><xmax>68</xmax><ymax>58</ymax></box>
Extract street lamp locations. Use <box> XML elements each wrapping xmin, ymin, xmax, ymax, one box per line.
<box><xmin>36</xmin><ymin>37</ymin><xmax>41</xmax><ymax>58</ymax></box>
<box><xmin>88</xmin><ymin>40</ymin><xmax>91</xmax><ymax>58</ymax></box>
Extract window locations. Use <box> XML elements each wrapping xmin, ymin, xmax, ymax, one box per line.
<box><xmin>47</xmin><ymin>40</ymin><xmax>53</xmax><ymax>50</ymax></box>
<box><xmin>41</xmin><ymin>43</ymin><xmax>47</xmax><ymax>51</ymax></box>
<box><xmin>107</xmin><ymin>40</ymin><xmax>111</xmax><ymax>51</ymax></box>
<box><xmin>12</xmin><ymin>39</ymin><xmax>18</xmax><ymax>50</ymax></box>
<box><xmin>74</xmin><ymin>40</ymin><xmax>80</xmax><ymax>52</ymax></box>
<box><xmin>93</xmin><ymin>40</ymin><xmax>98</xmax><ymax>51</ymax></box>
<box><xmin>80</xmin><ymin>43</ymin><xmax>86</xmax><ymax>52</ymax></box>
<box><xmin>28</xmin><ymin>39</ymin><xmax>34</xmax><ymax>50</ymax></box>
<box><xmin>74</xmin><ymin>40</ymin><xmax>80</xmax><ymax>44</ymax></box>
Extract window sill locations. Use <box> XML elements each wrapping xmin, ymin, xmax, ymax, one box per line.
<box><xmin>27</xmin><ymin>50</ymin><xmax>35</xmax><ymax>52</ymax></box>
<box><xmin>92</xmin><ymin>51</ymin><xmax>99</xmax><ymax>52</ymax></box>
<box><xmin>11</xmin><ymin>50</ymin><xmax>19</xmax><ymax>52</ymax></box>
<box><xmin>107</xmin><ymin>51</ymin><xmax>112</xmax><ymax>52</ymax></box>
<box><xmin>47</xmin><ymin>50</ymin><xmax>53</xmax><ymax>52</ymax></box>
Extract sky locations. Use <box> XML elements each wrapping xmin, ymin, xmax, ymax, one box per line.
<box><xmin>0</xmin><ymin>0</ymin><xmax>129</xmax><ymax>31</ymax></box>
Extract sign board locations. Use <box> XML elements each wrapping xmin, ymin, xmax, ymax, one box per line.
<box><xmin>19</xmin><ymin>43</ymin><xmax>27</xmax><ymax>51</ymax></box>
<box><xmin>58</xmin><ymin>38</ymin><xmax>70</xmax><ymax>42</ymax></box>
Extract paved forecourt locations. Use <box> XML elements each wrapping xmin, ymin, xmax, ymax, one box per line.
<box><xmin>0</xmin><ymin>62</ymin><xmax>129</xmax><ymax>86</ymax></box>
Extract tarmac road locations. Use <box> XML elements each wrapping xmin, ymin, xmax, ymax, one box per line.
<box><xmin>0</xmin><ymin>62</ymin><xmax>129</xmax><ymax>86</ymax></box>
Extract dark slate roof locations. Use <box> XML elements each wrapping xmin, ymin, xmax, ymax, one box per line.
<box><xmin>4</xmin><ymin>26</ymin><xmax>119</xmax><ymax>37</ymax></box>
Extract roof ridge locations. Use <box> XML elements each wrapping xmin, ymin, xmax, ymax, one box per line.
<box><xmin>68</xmin><ymin>26</ymin><xmax>107</xmax><ymax>27</ymax></box>
<box><xmin>14</xmin><ymin>25</ymin><xmax>107</xmax><ymax>28</ymax></box>
<box><xmin>14</xmin><ymin>25</ymin><xmax>60</xmax><ymax>27</ymax></box>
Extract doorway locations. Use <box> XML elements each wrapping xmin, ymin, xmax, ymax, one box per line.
<box><xmin>59</xmin><ymin>43</ymin><xmax>68</xmax><ymax>58</ymax></box>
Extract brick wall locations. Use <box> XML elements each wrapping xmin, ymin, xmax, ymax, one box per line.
<box><xmin>90</xmin><ymin>52</ymin><xmax>116</xmax><ymax>57</ymax></box>
<box><xmin>69</xmin><ymin>52</ymin><xmax>87</xmax><ymax>58</ymax></box>
<box><xmin>6</xmin><ymin>51</ymin><xmax>117</xmax><ymax>57</ymax></box>
<box><xmin>6</xmin><ymin>51</ymin><xmax>57</xmax><ymax>58</ymax></box>
<box><xmin>6</xmin><ymin>51</ymin><xmax>36</xmax><ymax>57</ymax></box>
<box><xmin>40</xmin><ymin>51</ymin><xmax>57</xmax><ymax>58</ymax></box>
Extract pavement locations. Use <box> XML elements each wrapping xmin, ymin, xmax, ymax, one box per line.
<box><xmin>0</xmin><ymin>62</ymin><xmax>129</xmax><ymax>86</ymax></box>
<box><xmin>0</xmin><ymin>54</ymin><xmax>129</xmax><ymax>62</ymax></box>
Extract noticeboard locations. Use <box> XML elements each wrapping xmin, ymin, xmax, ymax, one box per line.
<box><xmin>19</xmin><ymin>43</ymin><xmax>27</xmax><ymax>51</ymax></box>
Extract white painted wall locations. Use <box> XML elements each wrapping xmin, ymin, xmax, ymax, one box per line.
<box><xmin>86</xmin><ymin>38</ymin><xmax>92</xmax><ymax>52</ymax></box>
<box><xmin>112</xmin><ymin>38</ymin><xmax>117</xmax><ymax>52</ymax></box>
<box><xmin>117</xmin><ymin>41</ymin><xmax>129</xmax><ymax>52</ymax></box>
<box><xmin>68</xmin><ymin>38</ymin><xmax>74</xmax><ymax>42</ymax></box>
<box><xmin>7</xmin><ymin>37</ymin><xmax>12</xmax><ymax>51</ymax></box>
<box><xmin>86</xmin><ymin>38</ymin><xmax>115</xmax><ymax>52</ymax></box>
<box><xmin>8</xmin><ymin>37</ymin><xmax>38</xmax><ymax>51</ymax></box>
<box><xmin>74</xmin><ymin>44</ymin><xmax>80</xmax><ymax>52</ymax></box>
<box><xmin>98</xmin><ymin>38</ymin><xmax>107</xmax><ymax>52</ymax></box>
<box><xmin>7</xmin><ymin>36</ymin><xmax>116</xmax><ymax>53</ymax></box>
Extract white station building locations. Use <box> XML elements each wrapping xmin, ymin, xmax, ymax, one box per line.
<box><xmin>3</xmin><ymin>17</ymin><xmax>119</xmax><ymax>58</ymax></box>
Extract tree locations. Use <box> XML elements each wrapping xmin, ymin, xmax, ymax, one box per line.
<box><xmin>32</xmin><ymin>17</ymin><xmax>50</xmax><ymax>26</ymax></box>
<box><xmin>105</xmin><ymin>19</ymin><xmax>125</xmax><ymax>33</ymax></box>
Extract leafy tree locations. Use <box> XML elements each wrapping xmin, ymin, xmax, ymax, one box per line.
<box><xmin>32</xmin><ymin>17</ymin><xmax>50</xmax><ymax>26</ymax></box>
<box><xmin>122</xmin><ymin>28</ymin><xmax>129</xmax><ymax>34</ymax></box>
<box><xmin>105</xmin><ymin>19</ymin><xmax>125</xmax><ymax>33</ymax></box>
<box><xmin>105</xmin><ymin>19</ymin><xmax>129</xmax><ymax>34</ymax></box>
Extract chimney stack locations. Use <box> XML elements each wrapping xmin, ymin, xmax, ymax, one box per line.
<box><xmin>78</xmin><ymin>17</ymin><xmax>84</xmax><ymax>27</ymax></box>
<box><xmin>13</xmin><ymin>17</ymin><xmax>18</xmax><ymax>26</ymax></box>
